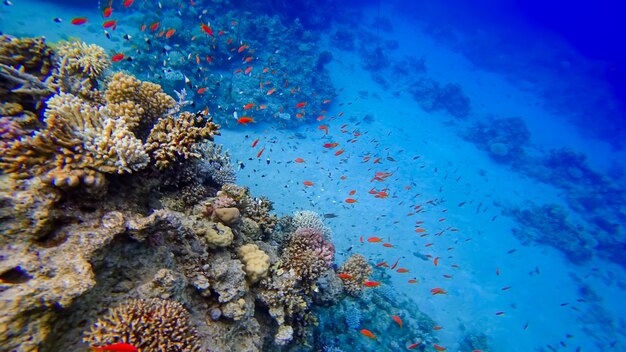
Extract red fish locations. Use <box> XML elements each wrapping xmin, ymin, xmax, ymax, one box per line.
<box><xmin>364</xmin><ymin>281</ymin><xmax>380</xmax><ymax>287</ymax></box>
<box><xmin>408</xmin><ymin>342</ymin><xmax>421</xmax><ymax>349</ymax></box>
<box><xmin>197</xmin><ymin>87</ymin><xmax>207</xmax><ymax>94</ymax></box>
<box><xmin>433</xmin><ymin>344</ymin><xmax>447</xmax><ymax>351</ymax></box>
<box><xmin>408</xmin><ymin>279</ymin><xmax>418</xmax><ymax>284</ymax></box>
<box><xmin>266</xmin><ymin>88</ymin><xmax>276</xmax><ymax>95</ymax></box>
<box><xmin>360</xmin><ymin>329</ymin><xmax>376</xmax><ymax>340</ymax></box>
<box><xmin>251</xmin><ymin>138</ymin><xmax>259</xmax><ymax>147</ymax></box>
<box><xmin>367</xmin><ymin>237</ymin><xmax>382</xmax><ymax>242</ymax></box>
<box><xmin>433</xmin><ymin>325</ymin><xmax>443</xmax><ymax>330</ymax></box>
<box><xmin>295</xmin><ymin>101</ymin><xmax>307</xmax><ymax>108</ymax></box>
<box><xmin>390</xmin><ymin>258</ymin><xmax>400</xmax><ymax>270</ymax></box>
<box><xmin>244</xmin><ymin>66</ymin><xmax>253</xmax><ymax>74</ymax></box>
<box><xmin>349</xmin><ymin>190</ymin><xmax>356</xmax><ymax>195</ymax></box>
<box><xmin>123</xmin><ymin>0</ymin><xmax>134</xmax><ymax>7</ymax></box>
<box><xmin>431</xmin><ymin>287</ymin><xmax>447</xmax><ymax>295</ymax></box>
<box><xmin>294</xmin><ymin>158</ymin><xmax>305</xmax><ymax>163</ymax></box>
<box><xmin>243</xmin><ymin>103</ymin><xmax>255</xmax><ymax>110</ymax></box>
<box><xmin>201</xmin><ymin>23</ymin><xmax>214</xmax><ymax>36</ymax></box>
<box><xmin>71</xmin><ymin>17</ymin><xmax>88</xmax><ymax>25</ymax></box>
<box><xmin>92</xmin><ymin>343</ymin><xmax>138</xmax><ymax>352</ymax></box>
<box><xmin>256</xmin><ymin>147</ymin><xmax>265</xmax><ymax>158</ymax></box>
<box><xmin>337</xmin><ymin>273</ymin><xmax>353</xmax><ymax>279</ymax></box>
<box><xmin>111</xmin><ymin>53</ymin><xmax>125</xmax><ymax>62</ymax></box>
<box><xmin>238</xmin><ymin>44</ymin><xmax>248</xmax><ymax>53</ymax></box>
<box><xmin>392</xmin><ymin>315</ymin><xmax>402</xmax><ymax>328</ymax></box>
<box><xmin>103</xmin><ymin>20</ymin><xmax>117</xmax><ymax>29</ymax></box>
<box><xmin>433</xmin><ymin>257</ymin><xmax>440</xmax><ymax>266</ymax></box>
<box><xmin>376</xmin><ymin>261</ymin><xmax>388</xmax><ymax>267</ymax></box>
<box><xmin>150</xmin><ymin>22</ymin><xmax>160</xmax><ymax>31</ymax></box>
<box><xmin>103</xmin><ymin>7</ymin><xmax>113</xmax><ymax>18</ymax></box>
<box><xmin>334</xmin><ymin>149</ymin><xmax>345</xmax><ymax>156</ymax></box>
<box><xmin>345</xmin><ymin>198</ymin><xmax>357</xmax><ymax>204</ymax></box>
<box><xmin>396</xmin><ymin>268</ymin><xmax>409</xmax><ymax>273</ymax></box>
<box><xmin>165</xmin><ymin>29</ymin><xmax>176</xmax><ymax>39</ymax></box>
<box><xmin>237</xmin><ymin>117</ymin><xmax>255</xmax><ymax>124</ymax></box>
<box><xmin>318</xmin><ymin>125</ymin><xmax>329</xmax><ymax>134</ymax></box>
<box><xmin>323</xmin><ymin>142</ymin><xmax>338</xmax><ymax>148</ymax></box>
<box><xmin>303</xmin><ymin>181</ymin><xmax>314</xmax><ymax>186</ymax></box>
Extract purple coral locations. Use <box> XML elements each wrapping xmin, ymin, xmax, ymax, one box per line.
<box><xmin>294</xmin><ymin>227</ymin><xmax>335</xmax><ymax>265</ymax></box>
<box><xmin>283</xmin><ymin>227</ymin><xmax>335</xmax><ymax>281</ymax></box>
<box><xmin>212</xmin><ymin>194</ymin><xmax>236</xmax><ymax>209</ymax></box>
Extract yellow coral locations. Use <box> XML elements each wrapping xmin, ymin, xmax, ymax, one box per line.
<box><xmin>338</xmin><ymin>253</ymin><xmax>372</xmax><ymax>297</ymax></box>
<box><xmin>56</xmin><ymin>40</ymin><xmax>109</xmax><ymax>79</ymax></box>
<box><xmin>238</xmin><ymin>244</ymin><xmax>270</xmax><ymax>283</ymax></box>
<box><xmin>145</xmin><ymin>112</ymin><xmax>220</xmax><ymax>169</ymax></box>
<box><xmin>198</xmin><ymin>222</ymin><xmax>233</xmax><ymax>248</ymax></box>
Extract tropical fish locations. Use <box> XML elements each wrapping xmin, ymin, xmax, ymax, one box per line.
<box><xmin>430</xmin><ymin>287</ymin><xmax>447</xmax><ymax>295</ymax></box>
<box><xmin>323</xmin><ymin>142</ymin><xmax>339</xmax><ymax>148</ymax></box>
<box><xmin>364</xmin><ymin>281</ymin><xmax>380</xmax><ymax>287</ymax></box>
<box><xmin>150</xmin><ymin>22</ymin><xmax>160</xmax><ymax>31</ymax></box>
<box><xmin>165</xmin><ymin>29</ymin><xmax>176</xmax><ymax>39</ymax></box>
<box><xmin>266</xmin><ymin>88</ymin><xmax>276</xmax><ymax>95</ymax></box>
<box><xmin>201</xmin><ymin>23</ymin><xmax>213</xmax><ymax>36</ymax></box>
<box><xmin>408</xmin><ymin>342</ymin><xmax>421</xmax><ymax>349</ymax></box>
<box><xmin>433</xmin><ymin>325</ymin><xmax>443</xmax><ymax>330</ymax></box>
<box><xmin>433</xmin><ymin>344</ymin><xmax>447</xmax><ymax>351</ymax></box>
<box><xmin>360</xmin><ymin>329</ymin><xmax>376</xmax><ymax>340</ymax></box>
<box><xmin>318</xmin><ymin>125</ymin><xmax>329</xmax><ymax>134</ymax></box>
<box><xmin>251</xmin><ymin>138</ymin><xmax>259</xmax><ymax>147</ymax></box>
<box><xmin>243</xmin><ymin>103</ymin><xmax>255</xmax><ymax>110</ymax></box>
<box><xmin>334</xmin><ymin>149</ymin><xmax>345</xmax><ymax>156</ymax></box>
<box><xmin>71</xmin><ymin>17</ymin><xmax>88</xmax><ymax>25</ymax></box>
<box><xmin>123</xmin><ymin>0</ymin><xmax>134</xmax><ymax>7</ymax></box>
<box><xmin>303</xmin><ymin>181</ymin><xmax>314</xmax><ymax>186</ymax></box>
<box><xmin>367</xmin><ymin>237</ymin><xmax>382</xmax><ymax>242</ymax></box>
<box><xmin>103</xmin><ymin>7</ymin><xmax>113</xmax><ymax>18</ymax></box>
<box><xmin>295</xmin><ymin>102</ymin><xmax>307</xmax><ymax>108</ymax></box>
<box><xmin>256</xmin><ymin>147</ymin><xmax>265</xmax><ymax>158</ymax></box>
<box><xmin>91</xmin><ymin>342</ymin><xmax>138</xmax><ymax>352</ymax></box>
<box><xmin>111</xmin><ymin>53</ymin><xmax>125</xmax><ymax>62</ymax></box>
<box><xmin>390</xmin><ymin>258</ymin><xmax>400</xmax><ymax>270</ymax></box>
<box><xmin>237</xmin><ymin>117</ymin><xmax>254</xmax><ymax>124</ymax></box>
<box><xmin>345</xmin><ymin>198</ymin><xmax>357</xmax><ymax>203</ymax></box>
<box><xmin>103</xmin><ymin>20</ymin><xmax>117</xmax><ymax>29</ymax></box>
<box><xmin>433</xmin><ymin>257</ymin><xmax>440</xmax><ymax>266</ymax></box>
<box><xmin>197</xmin><ymin>87</ymin><xmax>208</xmax><ymax>94</ymax></box>
<box><xmin>294</xmin><ymin>158</ymin><xmax>305</xmax><ymax>163</ymax></box>
<box><xmin>392</xmin><ymin>315</ymin><xmax>402</xmax><ymax>328</ymax></box>
<box><xmin>337</xmin><ymin>273</ymin><xmax>353</xmax><ymax>279</ymax></box>
<box><xmin>396</xmin><ymin>268</ymin><xmax>409</xmax><ymax>273</ymax></box>
<box><xmin>244</xmin><ymin>66</ymin><xmax>253</xmax><ymax>74</ymax></box>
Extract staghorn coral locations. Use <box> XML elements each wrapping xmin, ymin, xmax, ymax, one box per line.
<box><xmin>282</xmin><ymin>227</ymin><xmax>334</xmax><ymax>283</ymax></box>
<box><xmin>338</xmin><ymin>254</ymin><xmax>372</xmax><ymax>297</ymax></box>
<box><xmin>292</xmin><ymin>210</ymin><xmax>332</xmax><ymax>239</ymax></box>
<box><xmin>238</xmin><ymin>244</ymin><xmax>270</xmax><ymax>284</ymax></box>
<box><xmin>83</xmin><ymin>298</ymin><xmax>202</xmax><ymax>352</ymax></box>
<box><xmin>145</xmin><ymin>112</ymin><xmax>220</xmax><ymax>169</ymax></box>
<box><xmin>55</xmin><ymin>40</ymin><xmax>109</xmax><ymax>80</ymax></box>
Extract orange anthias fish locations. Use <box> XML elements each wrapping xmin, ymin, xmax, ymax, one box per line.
<box><xmin>294</xmin><ymin>158</ymin><xmax>305</xmax><ymax>163</ymax></box>
<box><xmin>382</xmin><ymin>243</ymin><xmax>393</xmax><ymax>248</ymax></box>
<box><xmin>392</xmin><ymin>315</ymin><xmax>402</xmax><ymax>328</ymax></box>
<box><xmin>92</xmin><ymin>342</ymin><xmax>138</xmax><ymax>352</ymax></box>
<box><xmin>295</xmin><ymin>101</ymin><xmax>307</xmax><ymax>108</ymax></box>
<box><xmin>360</xmin><ymin>329</ymin><xmax>377</xmax><ymax>340</ymax></box>
<box><xmin>201</xmin><ymin>23</ymin><xmax>214</xmax><ymax>36</ymax></box>
<box><xmin>237</xmin><ymin>117</ymin><xmax>255</xmax><ymax>124</ymax></box>
<box><xmin>364</xmin><ymin>281</ymin><xmax>381</xmax><ymax>287</ymax></box>
<box><xmin>103</xmin><ymin>20</ymin><xmax>117</xmax><ymax>29</ymax></box>
<box><xmin>433</xmin><ymin>257</ymin><xmax>440</xmax><ymax>266</ymax></box>
<box><xmin>256</xmin><ymin>147</ymin><xmax>265</xmax><ymax>158</ymax></box>
<box><xmin>243</xmin><ymin>103</ymin><xmax>255</xmax><ymax>110</ymax></box>
<box><xmin>303</xmin><ymin>181</ymin><xmax>314</xmax><ymax>186</ymax></box>
<box><xmin>431</xmin><ymin>287</ymin><xmax>447</xmax><ymax>295</ymax></box>
<box><xmin>266</xmin><ymin>88</ymin><xmax>276</xmax><ymax>95</ymax></box>
<box><xmin>337</xmin><ymin>273</ymin><xmax>353</xmax><ymax>279</ymax></box>
<box><xmin>111</xmin><ymin>53</ymin><xmax>125</xmax><ymax>62</ymax></box>
<box><xmin>71</xmin><ymin>17</ymin><xmax>88</xmax><ymax>25</ymax></box>
<box><xmin>396</xmin><ymin>268</ymin><xmax>409</xmax><ymax>273</ymax></box>
<box><xmin>251</xmin><ymin>138</ymin><xmax>259</xmax><ymax>147</ymax></box>
<box><xmin>197</xmin><ymin>87</ymin><xmax>208</xmax><ymax>94</ymax></box>
<box><xmin>318</xmin><ymin>125</ymin><xmax>329</xmax><ymax>134</ymax></box>
<box><xmin>165</xmin><ymin>29</ymin><xmax>176</xmax><ymax>39</ymax></box>
<box><xmin>367</xmin><ymin>237</ymin><xmax>382</xmax><ymax>242</ymax></box>
<box><xmin>433</xmin><ymin>344</ymin><xmax>447</xmax><ymax>351</ymax></box>
<box><xmin>323</xmin><ymin>142</ymin><xmax>339</xmax><ymax>148</ymax></box>
<box><xmin>150</xmin><ymin>22</ymin><xmax>160</xmax><ymax>31</ymax></box>
<box><xmin>408</xmin><ymin>342</ymin><xmax>421</xmax><ymax>349</ymax></box>
<box><xmin>123</xmin><ymin>0</ymin><xmax>135</xmax><ymax>7</ymax></box>
<box><xmin>103</xmin><ymin>7</ymin><xmax>113</xmax><ymax>18</ymax></box>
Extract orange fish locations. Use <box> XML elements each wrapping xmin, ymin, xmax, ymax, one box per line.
<box><xmin>431</xmin><ymin>288</ymin><xmax>447</xmax><ymax>295</ymax></box>
<box><xmin>295</xmin><ymin>101</ymin><xmax>307</xmax><ymax>108</ymax></box>
<box><xmin>349</xmin><ymin>190</ymin><xmax>356</xmax><ymax>195</ymax></box>
<box><xmin>71</xmin><ymin>17</ymin><xmax>88</xmax><ymax>25</ymax></box>
<box><xmin>318</xmin><ymin>125</ymin><xmax>329</xmax><ymax>134</ymax></box>
<box><xmin>316</xmin><ymin>115</ymin><xmax>326</xmax><ymax>121</ymax></box>
<box><xmin>103</xmin><ymin>20</ymin><xmax>117</xmax><ymax>29</ymax></box>
<box><xmin>256</xmin><ymin>147</ymin><xmax>265</xmax><ymax>158</ymax></box>
<box><xmin>244</xmin><ymin>66</ymin><xmax>253</xmax><ymax>74</ymax></box>
<box><xmin>337</xmin><ymin>273</ymin><xmax>353</xmax><ymax>279</ymax></box>
<box><xmin>92</xmin><ymin>343</ymin><xmax>138</xmax><ymax>352</ymax></box>
<box><xmin>238</xmin><ymin>44</ymin><xmax>248</xmax><ymax>53</ymax></box>
<box><xmin>150</xmin><ymin>22</ymin><xmax>160</xmax><ymax>31</ymax></box>
<box><xmin>123</xmin><ymin>0</ymin><xmax>134</xmax><ymax>7</ymax></box>
<box><xmin>390</xmin><ymin>258</ymin><xmax>400</xmax><ymax>270</ymax></box>
<box><xmin>408</xmin><ymin>279</ymin><xmax>418</xmax><ymax>284</ymax></box>
<box><xmin>408</xmin><ymin>342</ymin><xmax>421</xmax><ymax>349</ymax></box>
<box><xmin>360</xmin><ymin>329</ymin><xmax>376</xmax><ymax>340</ymax></box>
<box><xmin>266</xmin><ymin>88</ymin><xmax>276</xmax><ymax>95</ymax></box>
<box><xmin>396</xmin><ymin>268</ymin><xmax>409</xmax><ymax>273</ymax></box>
<box><xmin>303</xmin><ymin>181</ymin><xmax>314</xmax><ymax>186</ymax></box>
<box><xmin>334</xmin><ymin>149</ymin><xmax>344</xmax><ymax>156</ymax></box>
<box><xmin>433</xmin><ymin>325</ymin><xmax>443</xmax><ymax>330</ymax></box>
<box><xmin>243</xmin><ymin>103</ymin><xmax>255</xmax><ymax>110</ymax></box>
<box><xmin>294</xmin><ymin>158</ymin><xmax>305</xmax><ymax>163</ymax></box>
<box><xmin>392</xmin><ymin>315</ymin><xmax>402</xmax><ymax>328</ymax></box>
<box><xmin>323</xmin><ymin>99</ymin><xmax>331</xmax><ymax>104</ymax></box>
<box><xmin>323</xmin><ymin>142</ymin><xmax>339</xmax><ymax>148</ymax></box>
<box><xmin>197</xmin><ymin>87</ymin><xmax>208</xmax><ymax>94</ymax></box>
<box><xmin>237</xmin><ymin>117</ymin><xmax>255</xmax><ymax>124</ymax></box>
<box><xmin>367</xmin><ymin>237</ymin><xmax>382</xmax><ymax>242</ymax></box>
<box><xmin>244</xmin><ymin>56</ymin><xmax>254</xmax><ymax>63</ymax></box>
<box><xmin>140</xmin><ymin>24</ymin><xmax>146</xmax><ymax>31</ymax></box>
<box><xmin>251</xmin><ymin>138</ymin><xmax>259</xmax><ymax>147</ymax></box>
<box><xmin>165</xmin><ymin>29</ymin><xmax>176</xmax><ymax>39</ymax></box>
<box><xmin>103</xmin><ymin>7</ymin><xmax>113</xmax><ymax>18</ymax></box>
<box><xmin>433</xmin><ymin>257</ymin><xmax>440</xmax><ymax>266</ymax></box>
<box><xmin>364</xmin><ymin>281</ymin><xmax>380</xmax><ymax>287</ymax></box>
<box><xmin>111</xmin><ymin>53</ymin><xmax>125</xmax><ymax>62</ymax></box>
<box><xmin>382</xmin><ymin>243</ymin><xmax>393</xmax><ymax>248</ymax></box>
<box><xmin>415</xmin><ymin>228</ymin><xmax>426</xmax><ymax>233</ymax></box>
<box><xmin>201</xmin><ymin>23</ymin><xmax>213</xmax><ymax>36</ymax></box>
<box><xmin>433</xmin><ymin>344</ymin><xmax>447</xmax><ymax>351</ymax></box>
<box><xmin>376</xmin><ymin>261</ymin><xmax>388</xmax><ymax>267</ymax></box>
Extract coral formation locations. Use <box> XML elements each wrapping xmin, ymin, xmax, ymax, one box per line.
<box><xmin>238</xmin><ymin>244</ymin><xmax>270</xmax><ymax>283</ymax></box>
<box><xmin>292</xmin><ymin>210</ymin><xmax>332</xmax><ymax>239</ymax></box>
<box><xmin>55</xmin><ymin>41</ymin><xmax>110</xmax><ymax>80</ymax></box>
<box><xmin>282</xmin><ymin>227</ymin><xmax>335</xmax><ymax>282</ymax></box>
<box><xmin>83</xmin><ymin>298</ymin><xmax>202</xmax><ymax>351</ymax></box>
<box><xmin>338</xmin><ymin>254</ymin><xmax>373</xmax><ymax>297</ymax></box>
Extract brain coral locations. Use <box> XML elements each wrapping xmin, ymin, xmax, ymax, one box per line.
<box><xmin>238</xmin><ymin>244</ymin><xmax>270</xmax><ymax>283</ymax></box>
<box><xmin>83</xmin><ymin>298</ymin><xmax>202</xmax><ymax>352</ymax></box>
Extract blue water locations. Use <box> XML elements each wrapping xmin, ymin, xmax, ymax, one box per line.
<box><xmin>2</xmin><ymin>0</ymin><xmax>625</xmax><ymax>351</ymax></box>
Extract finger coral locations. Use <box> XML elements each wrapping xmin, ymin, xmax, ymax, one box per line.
<box><xmin>145</xmin><ymin>112</ymin><xmax>220</xmax><ymax>169</ymax></box>
<box><xmin>337</xmin><ymin>254</ymin><xmax>372</xmax><ymax>297</ymax></box>
<box><xmin>83</xmin><ymin>298</ymin><xmax>202</xmax><ymax>352</ymax></box>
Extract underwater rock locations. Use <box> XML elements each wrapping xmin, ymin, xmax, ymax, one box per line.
<box><xmin>238</xmin><ymin>244</ymin><xmax>270</xmax><ymax>284</ymax></box>
<box><xmin>212</xmin><ymin>206</ymin><xmax>241</xmax><ymax>226</ymax></box>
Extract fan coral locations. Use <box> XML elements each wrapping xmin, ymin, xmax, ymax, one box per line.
<box><xmin>145</xmin><ymin>112</ymin><xmax>220</xmax><ymax>169</ymax></box>
<box><xmin>338</xmin><ymin>254</ymin><xmax>372</xmax><ymax>297</ymax></box>
<box><xmin>238</xmin><ymin>244</ymin><xmax>270</xmax><ymax>283</ymax></box>
<box><xmin>55</xmin><ymin>40</ymin><xmax>109</xmax><ymax>79</ymax></box>
<box><xmin>282</xmin><ymin>227</ymin><xmax>334</xmax><ymax>282</ymax></box>
<box><xmin>292</xmin><ymin>210</ymin><xmax>331</xmax><ymax>239</ymax></box>
<box><xmin>83</xmin><ymin>298</ymin><xmax>202</xmax><ymax>352</ymax></box>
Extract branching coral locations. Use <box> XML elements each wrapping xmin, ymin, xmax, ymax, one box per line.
<box><xmin>55</xmin><ymin>40</ymin><xmax>109</xmax><ymax>80</ymax></box>
<box><xmin>282</xmin><ymin>227</ymin><xmax>334</xmax><ymax>282</ymax></box>
<box><xmin>0</xmin><ymin>35</ymin><xmax>54</xmax><ymax>79</ymax></box>
<box><xmin>83</xmin><ymin>298</ymin><xmax>202</xmax><ymax>352</ymax></box>
<box><xmin>193</xmin><ymin>142</ymin><xmax>236</xmax><ymax>186</ymax></box>
<box><xmin>338</xmin><ymin>254</ymin><xmax>372</xmax><ymax>297</ymax></box>
<box><xmin>292</xmin><ymin>210</ymin><xmax>331</xmax><ymax>239</ymax></box>
<box><xmin>145</xmin><ymin>112</ymin><xmax>220</xmax><ymax>169</ymax></box>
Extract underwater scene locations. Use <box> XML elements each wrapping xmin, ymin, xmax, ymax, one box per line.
<box><xmin>1</xmin><ymin>0</ymin><xmax>625</xmax><ymax>351</ymax></box>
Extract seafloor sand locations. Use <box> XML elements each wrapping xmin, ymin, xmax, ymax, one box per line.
<box><xmin>1</xmin><ymin>1</ymin><xmax>624</xmax><ymax>351</ymax></box>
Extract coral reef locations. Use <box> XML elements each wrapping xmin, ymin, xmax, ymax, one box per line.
<box><xmin>238</xmin><ymin>244</ymin><xmax>270</xmax><ymax>283</ymax></box>
<box><xmin>282</xmin><ymin>227</ymin><xmax>335</xmax><ymax>282</ymax></box>
<box><xmin>338</xmin><ymin>254</ymin><xmax>373</xmax><ymax>297</ymax></box>
<box><xmin>464</xmin><ymin>116</ymin><xmax>531</xmax><ymax>162</ymax></box>
<box><xmin>410</xmin><ymin>78</ymin><xmax>471</xmax><ymax>118</ymax></box>
<box><xmin>292</xmin><ymin>210</ymin><xmax>332</xmax><ymax>239</ymax></box>
<box><xmin>83</xmin><ymin>298</ymin><xmax>202</xmax><ymax>351</ymax></box>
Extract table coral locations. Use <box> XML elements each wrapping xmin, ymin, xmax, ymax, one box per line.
<box><xmin>83</xmin><ymin>298</ymin><xmax>202</xmax><ymax>352</ymax></box>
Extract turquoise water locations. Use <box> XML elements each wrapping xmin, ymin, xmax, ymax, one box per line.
<box><xmin>1</xmin><ymin>0</ymin><xmax>625</xmax><ymax>351</ymax></box>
